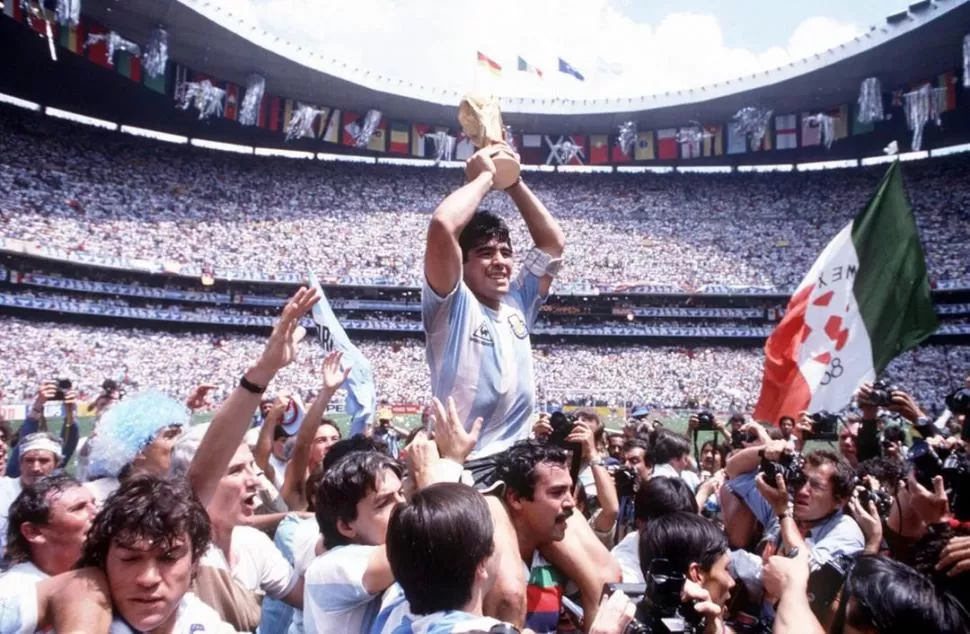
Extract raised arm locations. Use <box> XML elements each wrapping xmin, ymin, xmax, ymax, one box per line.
<box><xmin>188</xmin><ymin>287</ymin><xmax>319</xmax><ymax>506</ymax></box>
<box><xmin>424</xmin><ymin>152</ymin><xmax>495</xmax><ymax>296</ymax></box>
<box><xmin>254</xmin><ymin>398</ymin><xmax>285</xmax><ymax>484</ymax></box>
<box><xmin>505</xmin><ymin>176</ymin><xmax>566</xmax><ymax>297</ymax></box>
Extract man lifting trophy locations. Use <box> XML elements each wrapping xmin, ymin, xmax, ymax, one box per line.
<box><xmin>458</xmin><ymin>93</ymin><xmax>521</xmax><ymax>190</ymax></box>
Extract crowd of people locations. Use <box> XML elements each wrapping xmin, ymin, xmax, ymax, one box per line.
<box><xmin>1</xmin><ymin>106</ymin><xmax>970</xmax><ymax>292</ymax></box>
<box><xmin>2</xmin><ymin>316</ymin><xmax>969</xmax><ymax>413</ymax></box>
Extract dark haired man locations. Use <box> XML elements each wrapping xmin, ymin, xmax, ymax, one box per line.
<box><xmin>651</xmin><ymin>430</ymin><xmax>700</xmax><ymax>492</ymax></box>
<box><xmin>0</xmin><ymin>473</ymin><xmax>95</xmax><ymax>589</ymax></box>
<box><xmin>621</xmin><ymin>438</ymin><xmax>652</xmax><ymax>483</ymax></box>
<box><xmin>0</xmin><ymin>433</ymin><xmax>62</xmax><ymax>565</ymax></box>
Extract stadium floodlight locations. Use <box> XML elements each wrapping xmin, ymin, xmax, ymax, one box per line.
<box><xmin>316</xmin><ymin>153</ymin><xmax>375</xmax><ymax>163</ymax></box>
<box><xmin>45</xmin><ymin>107</ymin><xmax>117</xmax><ymax>131</ymax></box>
<box><xmin>120</xmin><ymin>125</ymin><xmax>187</xmax><ymax>144</ymax></box>
<box><xmin>254</xmin><ymin>147</ymin><xmax>313</xmax><ymax>159</ymax></box>
<box><xmin>677</xmin><ymin>165</ymin><xmax>732</xmax><ymax>174</ymax></box>
<box><xmin>558</xmin><ymin>165</ymin><xmax>612</xmax><ymax>174</ymax></box>
<box><xmin>0</xmin><ymin>92</ymin><xmax>41</xmax><ymax>111</ymax></box>
<box><xmin>521</xmin><ymin>164</ymin><xmax>555</xmax><ymax>173</ymax></box>
<box><xmin>796</xmin><ymin>159</ymin><xmax>857</xmax><ymax>172</ymax></box>
<box><xmin>642</xmin><ymin>166</ymin><xmax>675</xmax><ymax>174</ymax></box>
<box><xmin>190</xmin><ymin>138</ymin><xmax>253</xmax><ymax>154</ymax></box>
<box><xmin>930</xmin><ymin>143</ymin><xmax>970</xmax><ymax>158</ymax></box>
<box><xmin>377</xmin><ymin>157</ymin><xmax>435</xmax><ymax>167</ymax></box>
<box><xmin>737</xmin><ymin>164</ymin><xmax>794</xmax><ymax>173</ymax></box>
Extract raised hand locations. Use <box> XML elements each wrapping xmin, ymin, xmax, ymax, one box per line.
<box><xmin>431</xmin><ymin>396</ymin><xmax>482</xmax><ymax>464</ymax></box>
<box><xmin>320</xmin><ymin>350</ymin><xmax>352</xmax><ymax>392</ymax></box>
<box><xmin>464</xmin><ymin>148</ymin><xmax>498</xmax><ymax>183</ymax></box>
<box><xmin>255</xmin><ymin>286</ymin><xmax>320</xmax><ymax>376</ymax></box>
<box><xmin>186</xmin><ymin>384</ymin><xmax>218</xmax><ymax>411</ymax></box>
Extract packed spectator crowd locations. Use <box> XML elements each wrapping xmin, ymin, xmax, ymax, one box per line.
<box><xmin>2</xmin><ymin>106</ymin><xmax>970</xmax><ymax>292</ymax></box>
<box><xmin>2</xmin><ymin>317</ymin><xmax>968</xmax><ymax>414</ymax></box>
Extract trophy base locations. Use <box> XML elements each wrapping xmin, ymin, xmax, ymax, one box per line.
<box><xmin>486</xmin><ymin>146</ymin><xmax>521</xmax><ymax>190</ymax></box>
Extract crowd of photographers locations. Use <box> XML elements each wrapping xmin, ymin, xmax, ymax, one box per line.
<box><xmin>2</xmin><ymin>105</ymin><xmax>970</xmax><ymax>292</ymax></box>
<box><xmin>1</xmin><ymin>289</ymin><xmax>970</xmax><ymax>632</ymax></box>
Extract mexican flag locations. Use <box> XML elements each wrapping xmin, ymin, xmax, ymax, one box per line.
<box><xmin>754</xmin><ymin>161</ymin><xmax>937</xmax><ymax>423</ymax></box>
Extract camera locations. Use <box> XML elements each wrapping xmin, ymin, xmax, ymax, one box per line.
<box><xmin>946</xmin><ymin>387</ymin><xmax>970</xmax><ymax>416</ymax></box>
<box><xmin>857</xmin><ymin>479</ymin><xmax>892</xmax><ymax>519</ymax></box>
<box><xmin>868</xmin><ymin>379</ymin><xmax>898</xmax><ymax>408</ymax></box>
<box><xmin>943</xmin><ymin>448</ymin><xmax>970</xmax><ymax>521</ymax></box>
<box><xmin>52</xmin><ymin>378</ymin><xmax>72</xmax><ymax>401</ymax></box>
<box><xmin>604</xmin><ymin>559</ymin><xmax>703</xmax><ymax>633</ymax></box>
<box><xmin>908</xmin><ymin>439</ymin><xmax>944</xmax><ymax>490</ymax></box>
<box><xmin>806</xmin><ymin>411</ymin><xmax>840</xmax><ymax>442</ymax></box>
<box><xmin>547</xmin><ymin>411</ymin><xmax>579</xmax><ymax>449</ymax></box>
<box><xmin>730</xmin><ymin>428</ymin><xmax>758</xmax><ymax>450</ymax></box>
<box><xmin>695</xmin><ymin>411</ymin><xmax>717</xmax><ymax>431</ymax></box>
<box><xmin>759</xmin><ymin>451</ymin><xmax>807</xmax><ymax>491</ymax></box>
<box><xmin>609</xmin><ymin>464</ymin><xmax>639</xmax><ymax>498</ymax></box>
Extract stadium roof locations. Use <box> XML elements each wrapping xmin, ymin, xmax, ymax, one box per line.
<box><xmin>81</xmin><ymin>0</ymin><xmax>970</xmax><ymax>134</ymax></box>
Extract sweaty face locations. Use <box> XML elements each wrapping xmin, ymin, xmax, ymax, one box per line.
<box><xmin>38</xmin><ymin>485</ymin><xmax>97</xmax><ymax>566</ymax></box>
<box><xmin>309</xmin><ymin>424</ymin><xmax>341</xmax><ymax>470</ymax></box>
<box><xmin>463</xmin><ymin>238</ymin><xmax>513</xmax><ymax>306</ymax></box>
<box><xmin>791</xmin><ymin>463</ymin><xmax>842</xmax><ymax>522</ymax></box>
<box><xmin>344</xmin><ymin>467</ymin><xmax>405</xmax><ymax>546</ymax></box>
<box><xmin>206</xmin><ymin>444</ymin><xmax>259</xmax><ymax>528</ymax></box>
<box><xmin>106</xmin><ymin>537</ymin><xmax>193</xmax><ymax>633</ymax></box>
<box><xmin>20</xmin><ymin>449</ymin><xmax>58</xmax><ymax>486</ymax></box>
<box><xmin>515</xmin><ymin>462</ymin><xmax>574</xmax><ymax>543</ymax></box>
<box><xmin>133</xmin><ymin>426</ymin><xmax>183</xmax><ymax>476</ymax></box>
<box><xmin>694</xmin><ymin>553</ymin><xmax>735</xmax><ymax>607</ymax></box>
<box><xmin>624</xmin><ymin>448</ymin><xmax>652</xmax><ymax>482</ymax></box>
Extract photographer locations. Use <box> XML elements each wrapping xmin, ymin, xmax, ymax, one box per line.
<box><xmin>856</xmin><ymin>382</ymin><xmax>929</xmax><ymax>464</ymax></box>
<box><xmin>566</xmin><ymin>418</ymin><xmax>620</xmax><ymax>548</ymax></box>
<box><xmin>0</xmin><ymin>432</ymin><xmax>63</xmax><ymax>566</ymax></box>
<box><xmin>651</xmin><ymin>430</ymin><xmax>700</xmax><ymax>493</ymax></box>
<box><xmin>6</xmin><ymin>381</ymin><xmax>78</xmax><ymax>479</ymax></box>
<box><xmin>725</xmin><ymin>440</ymin><xmax>863</xmax><ymax>599</ymax></box>
<box><xmin>622</xmin><ymin>438</ymin><xmax>653</xmax><ymax>483</ymax></box>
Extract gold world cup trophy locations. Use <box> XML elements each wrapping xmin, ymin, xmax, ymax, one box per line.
<box><xmin>457</xmin><ymin>93</ymin><xmax>520</xmax><ymax>190</ymax></box>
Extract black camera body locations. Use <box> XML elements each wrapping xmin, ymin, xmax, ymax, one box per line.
<box><xmin>869</xmin><ymin>379</ymin><xmax>899</xmax><ymax>407</ymax></box>
<box><xmin>53</xmin><ymin>378</ymin><xmax>72</xmax><ymax>401</ymax></box>
<box><xmin>759</xmin><ymin>451</ymin><xmax>807</xmax><ymax>491</ymax></box>
<box><xmin>609</xmin><ymin>464</ymin><xmax>639</xmax><ymax>498</ymax></box>
<box><xmin>695</xmin><ymin>411</ymin><xmax>717</xmax><ymax>431</ymax></box>
<box><xmin>908</xmin><ymin>438</ymin><xmax>944</xmax><ymax>490</ymax></box>
<box><xmin>857</xmin><ymin>480</ymin><xmax>892</xmax><ymax>519</ymax></box>
<box><xmin>946</xmin><ymin>388</ymin><xmax>970</xmax><ymax>416</ymax></box>
<box><xmin>547</xmin><ymin>411</ymin><xmax>579</xmax><ymax>448</ymax></box>
<box><xmin>806</xmin><ymin>410</ymin><xmax>840</xmax><ymax>442</ymax></box>
<box><xmin>943</xmin><ymin>448</ymin><xmax>970</xmax><ymax>521</ymax></box>
<box><xmin>731</xmin><ymin>428</ymin><xmax>758</xmax><ymax>450</ymax></box>
<box><xmin>604</xmin><ymin>559</ymin><xmax>703</xmax><ymax>634</ymax></box>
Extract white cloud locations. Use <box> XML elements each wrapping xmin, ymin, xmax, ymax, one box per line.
<box><xmin>220</xmin><ymin>0</ymin><xmax>862</xmax><ymax>99</ymax></box>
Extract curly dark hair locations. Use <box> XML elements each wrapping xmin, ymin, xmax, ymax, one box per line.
<box><xmin>458</xmin><ymin>210</ymin><xmax>512</xmax><ymax>262</ymax></box>
<box><xmin>5</xmin><ymin>473</ymin><xmax>80</xmax><ymax>564</ymax></box>
<box><xmin>77</xmin><ymin>473</ymin><xmax>210</xmax><ymax>570</ymax></box>
<box><xmin>857</xmin><ymin>456</ymin><xmax>908</xmax><ymax>495</ymax></box>
<box><xmin>494</xmin><ymin>440</ymin><xmax>569</xmax><ymax>501</ymax></box>
<box><xmin>316</xmin><ymin>451</ymin><xmax>403</xmax><ymax>549</ymax></box>
<box><xmin>806</xmin><ymin>449</ymin><xmax>856</xmax><ymax>501</ymax></box>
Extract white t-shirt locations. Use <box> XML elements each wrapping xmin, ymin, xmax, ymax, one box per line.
<box><xmin>285</xmin><ymin>516</ymin><xmax>324</xmax><ymax>634</ymax></box>
<box><xmin>303</xmin><ymin>544</ymin><xmax>384</xmax><ymax>634</ymax></box>
<box><xmin>199</xmin><ymin>526</ymin><xmax>298</xmax><ymax>600</ymax></box>
<box><xmin>0</xmin><ymin>477</ymin><xmax>23</xmax><ymax>563</ymax></box>
<box><xmin>268</xmin><ymin>454</ymin><xmax>288</xmax><ymax>490</ymax></box>
<box><xmin>394</xmin><ymin>611</ymin><xmax>505</xmax><ymax>634</ymax></box>
<box><xmin>106</xmin><ymin>592</ymin><xmax>241</xmax><ymax>634</ymax></box>
<box><xmin>611</xmin><ymin>531</ymin><xmax>644</xmax><ymax>584</ymax></box>
<box><xmin>652</xmin><ymin>464</ymin><xmax>700</xmax><ymax>493</ymax></box>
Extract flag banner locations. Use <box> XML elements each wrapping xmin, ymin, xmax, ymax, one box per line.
<box><xmin>522</xmin><ymin>134</ymin><xmax>542</xmax><ymax>147</ymax></box>
<box><xmin>341</xmin><ymin>111</ymin><xmax>361</xmax><ymax>146</ymax></box>
<box><xmin>544</xmin><ymin>135</ymin><xmax>586</xmax><ymax>165</ymax></box>
<box><xmin>173</xmin><ymin>64</ymin><xmax>189</xmax><ymax>100</ymax></box>
<box><xmin>313</xmin><ymin>107</ymin><xmax>331</xmax><ymax>138</ymax></box>
<box><xmin>589</xmin><ymin>134</ymin><xmax>609</xmax><ymax>164</ymax></box>
<box><xmin>411</xmin><ymin>122</ymin><xmax>431</xmax><ymax>157</ymax></box>
<box><xmin>703</xmin><ymin>125</ymin><xmax>723</xmax><ymax>157</ymax></box>
<box><xmin>282</xmin><ymin>99</ymin><xmax>295</xmax><ymax>131</ymax></box>
<box><xmin>938</xmin><ymin>72</ymin><xmax>957</xmax><ymax>112</ymax></box>
<box><xmin>389</xmin><ymin>121</ymin><xmax>409</xmax><ymax>154</ymax></box>
<box><xmin>756</xmin><ymin>124</ymin><xmax>773</xmax><ymax>151</ymax></box>
<box><xmin>142</xmin><ymin>59</ymin><xmax>167</xmax><ymax>94</ymax></box>
<box><xmin>517</xmin><ymin>56</ymin><xmax>543</xmax><ymax>78</ymax></box>
<box><xmin>800</xmin><ymin>113</ymin><xmax>821</xmax><ymax>147</ymax></box>
<box><xmin>826</xmin><ymin>104</ymin><xmax>849</xmax><ymax>140</ymax></box>
<box><xmin>477</xmin><ymin>51</ymin><xmax>502</xmax><ymax>76</ymax></box>
<box><xmin>753</xmin><ymin>162</ymin><xmax>937</xmax><ymax>423</ymax></box>
<box><xmin>322</xmin><ymin>108</ymin><xmax>341</xmax><ymax>143</ymax></box>
<box><xmin>657</xmin><ymin>129</ymin><xmax>677</xmax><ymax>160</ymax></box>
<box><xmin>775</xmin><ymin>114</ymin><xmax>797</xmax><ymax>149</ymax></box>
<box><xmin>3</xmin><ymin>0</ymin><xmax>24</xmax><ymax>20</ymax></box>
<box><xmin>851</xmin><ymin>103</ymin><xmax>875</xmax><ymax>135</ymax></box>
<box><xmin>367</xmin><ymin>118</ymin><xmax>387</xmax><ymax>152</ymax></box>
<box><xmin>454</xmin><ymin>132</ymin><xmax>476</xmax><ymax>160</ymax></box>
<box><xmin>558</xmin><ymin>57</ymin><xmax>584</xmax><ymax>81</ymax></box>
<box><xmin>611</xmin><ymin>136</ymin><xmax>631</xmax><ymax>163</ymax></box>
<box><xmin>727</xmin><ymin>124</ymin><xmax>746</xmax><ymax>155</ymax></box>
<box><xmin>308</xmin><ymin>272</ymin><xmax>376</xmax><ymax>435</ymax></box>
<box><xmin>679</xmin><ymin>129</ymin><xmax>701</xmax><ymax>159</ymax></box>
<box><xmin>268</xmin><ymin>97</ymin><xmax>282</xmax><ymax>132</ymax></box>
<box><xmin>223</xmin><ymin>83</ymin><xmax>239</xmax><ymax>121</ymax></box>
<box><xmin>116</xmin><ymin>50</ymin><xmax>141</xmax><ymax>82</ymax></box>
<box><xmin>635</xmin><ymin>131</ymin><xmax>655</xmax><ymax>160</ymax></box>
<box><xmin>59</xmin><ymin>22</ymin><xmax>84</xmax><ymax>54</ymax></box>
<box><xmin>85</xmin><ymin>22</ymin><xmax>112</xmax><ymax>68</ymax></box>
<box><xmin>519</xmin><ymin>134</ymin><xmax>545</xmax><ymax>164</ymax></box>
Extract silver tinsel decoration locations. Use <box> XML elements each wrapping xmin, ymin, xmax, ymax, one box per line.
<box><xmin>286</xmin><ymin>103</ymin><xmax>323</xmax><ymax>141</ymax></box>
<box><xmin>142</xmin><ymin>28</ymin><xmax>168</xmax><ymax>78</ymax></box>
<box><xmin>430</xmin><ymin>131</ymin><xmax>455</xmax><ymax>164</ymax></box>
<box><xmin>964</xmin><ymin>34</ymin><xmax>970</xmax><ymax>88</ymax></box>
<box><xmin>504</xmin><ymin>125</ymin><xmax>516</xmax><ymax>152</ymax></box>
<box><xmin>616</xmin><ymin>121</ymin><xmax>637</xmax><ymax>157</ymax></box>
<box><xmin>805</xmin><ymin>113</ymin><xmax>835</xmax><ymax>149</ymax></box>
<box><xmin>856</xmin><ymin>77</ymin><xmax>884</xmax><ymax>124</ymax></box>
<box><xmin>238</xmin><ymin>74</ymin><xmax>266</xmax><ymax>127</ymax></box>
<box><xmin>549</xmin><ymin>139</ymin><xmax>584</xmax><ymax>165</ymax></box>
<box><xmin>731</xmin><ymin>107</ymin><xmax>774</xmax><ymax>151</ymax></box>
<box><xmin>673</xmin><ymin>121</ymin><xmax>711</xmax><ymax>144</ymax></box>
<box><xmin>84</xmin><ymin>31</ymin><xmax>141</xmax><ymax>66</ymax></box>
<box><xmin>177</xmin><ymin>79</ymin><xmax>226</xmax><ymax>120</ymax></box>
<box><xmin>903</xmin><ymin>84</ymin><xmax>947</xmax><ymax>151</ymax></box>
<box><xmin>56</xmin><ymin>0</ymin><xmax>80</xmax><ymax>26</ymax></box>
<box><xmin>346</xmin><ymin>109</ymin><xmax>383</xmax><ymax>148</ymax></box>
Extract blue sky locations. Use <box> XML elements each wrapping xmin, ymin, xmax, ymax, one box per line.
<box><xmin>225</xmin><ymin>0</ymin><xmax>901</xmax><ymax>98</ymax></box>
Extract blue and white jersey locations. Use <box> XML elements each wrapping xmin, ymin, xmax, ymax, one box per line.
<box><xmin>392</xmin><ymin>611</ymin><xmax>505</xmax><ymax>634</ymax></box>
<box><xmin>423</xmin><ymin>271</ymin><xmax>545</xmax><ymax>460</ymax></box>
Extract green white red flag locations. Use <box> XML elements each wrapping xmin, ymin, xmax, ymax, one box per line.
<box><xmin>754</xmin><ymin>161</ymin><xmax>938</xmax><ymax>423</ymax></box>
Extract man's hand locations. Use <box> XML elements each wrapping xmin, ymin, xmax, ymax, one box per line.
<box><xmin>250</xmin><ymin>286</ymin><xmax>320</xmax><ymax>382</ymax></box>
<box><xmin>63</xmin><ymin>389</ymin><xmax>78</xmax><ymax>411</ymax></box>
<box><xmin>566</xmin><ymin>421</ymin><xmax>598</xmax><ymax>462</ymax></box>
<box><xmin>763</xmin><ymin>548</ymin><xmax>811</xmax><ymax>598</ymax></box>
<box><xmin>848</xmin><ymin>482</ymin><xmax>884</xmax><ymax>553</ymax></box>
<box><xmin>856</xmin><ymin>383</ymin><xmax>879</xmax><ymax>419</ymax></box>
<box><xmin>406</xmin><ymin>430</ymin><xmax>441</xmax><ymax>490</ymax></box>
<box><xmin>936</xmin><ymin>535</ymin><xmax>970</xmax><ymax>577</ymax></box>
<box><xmin>33</xmin><ymin>382</ymin><xmax>57</xmax><ymax>410</ymax></box>
<box><xmin>320</xmin><ymin>350</ymin><xmax>352</xmax><ymax>392</ymax></box>
<box><xmin>889</xmin><ymin>389</ymin><xmax>926</xmax><ymax>424</ymax></box>
<box><xmin>796</xmin><ymin>411</ymin><xmax>815</xmax><ymax>435</ymax></box>
<box><xmin>762</xmin><ymin>439</ymin><xmax>789</xmax><ymax>462</ymax></box>
<box><xmin>464</xmin><ymin>148</ymin><xmax>498</xmax><ymax>183</ymax></box>
<box><xmin>681</xmin><ymin>579</ymin><xmax>723</xmax><ymax>634</ymax></box>
<box><xmin>900</xmin><ymin>472</ymin><xmax>950</xmax><ymax>525</ymax></box>
<box><xmin>185</xmin><ymin>384</ymin><xmax>218</xmax><ymax>411</ymax></box>
<box><xmin>588</xmin><ymin>590</ymin><xmax>636</xmax><ymax>634</ymax></box>
<box><xmin>431</xmin><ymin>396</ymin><xmax>481</xmax><ymax>464</ymax></box>
<box><xmin>533</xmin><ymin>415</ymin><xmax>553</xmax><ymax>441</ymax></box>
<box><xmin>742</xmin><ymin>421</ymin><xmax>771</xmax><ymax>446</ymax></box>
<box><xmin>756</xmin><ymin>472</ymin><xmax>791</xmax><ymax>516</ymax></box>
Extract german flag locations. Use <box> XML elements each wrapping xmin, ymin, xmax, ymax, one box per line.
<box><xmin>477</xmin><ymin>51</ymin><xmax>501</xmax><ymax>77</ymax></box>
